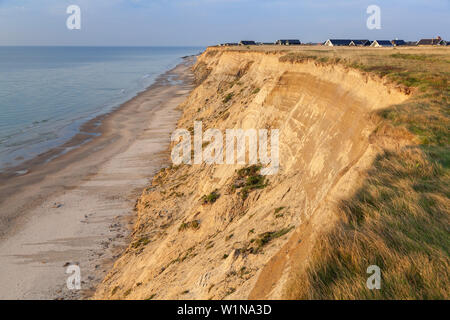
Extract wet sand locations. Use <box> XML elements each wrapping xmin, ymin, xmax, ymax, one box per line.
<box><xmin>0</xmin><ymin>57</ymin><xmax>195</xmax><ymax>299</ymax></box>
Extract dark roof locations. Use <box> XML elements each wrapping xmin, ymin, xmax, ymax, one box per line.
<box><xmin>276</xmin><ymin>39</ymin><xmax>301</xmax><ymax>45</ymax></box>
<box><xmin>239</xmin><ymin>40</ymin><xmax>256</xmax><ymax>45</ymax></box>
<box><xmin>417</xmin><ymin>38</ymin><xmax>442</xmax><ymax>45</ymax></box>
<box><xmin>391</xmin><ymin>40</ymin><xmax>406</xmax><ymax>46</ymax></box>
<box><xmin>326</xmin><ymin>39</ymin><xmax>352</xmax><ymax>46</ymax></box>
<box><xmin>351</xmin><ymin>40</ymin><xmax>370</xmax><ymax>46</ymax></box>
<box><xmin>417</xmin><ymin>39</ymin><xmax>433</xmax><ymax>45</ymax></box>
<box><xmin>374</xmin><ymin>40</ymin><xmax>393</xmax><ymax>46</ymax></box>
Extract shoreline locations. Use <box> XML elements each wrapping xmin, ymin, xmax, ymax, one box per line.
<box><xmin>0</xmin><ymin>56</ymin><xmax>198</xmax><ymax>178</ymax></box>
<box><xmin>0</xmin><ymin>56</ymin><xmax>196</xmax><ymax>299</ymax></box>
<box><xmin>0</xmin><ymin>55</ymin><xmax>195</xmax><ymax>239</ymax></box>
<box><xmin>0</xmin><ymin>55</ymin><xmax>194</xmax><ymax>180</ymax></box>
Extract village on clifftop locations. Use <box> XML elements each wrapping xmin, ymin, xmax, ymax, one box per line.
<box><xmin>218</xmin><ymin>36</ymin><xmax>449</xmax><ymax>47</ymax></box>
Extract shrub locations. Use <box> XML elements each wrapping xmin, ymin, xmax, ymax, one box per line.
<box><xmin>223</xmin><ymin>92</ymin><xmax>234</xmax><ymax>103</ymax></box>
<box><xmin>255</xmin><ymin>226</ymin><xmax>294</xmax><ymax>249</ymax></box>
<box><xmin>202</xmin><ymin>190</ymin><xmax>220</xmax><ymax>204</ymax></box>
<box><xmin>131</xmin><ymin>236</ymin><xmax>150</xmax><ymax>249</ymax></box>
<box><xmin>178</xmin><ymin>220</ymin><xmax>200</xmax><ymax>231</ymax></box>
<box><xmin>233</xmin><ymin>165</ymin><xmax>267</xmax><ymax>200</ymax></box>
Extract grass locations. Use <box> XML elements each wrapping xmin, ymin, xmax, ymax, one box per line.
<box><xmin>178</xmin><ymin>220</ymin><xmax>200</xmax><ymax>232</ymax></box>
<box><xmin>205</xmin><ymin>241</ymin><xmax>214</xmax><ymax>250</ymax></box>
<box><xmin>111</xmin><ymin>286</ymin><xmax>119</xmax><ymax>296</ymax></box>
<box><xmin>146</xmin><ymin>294</ymin><xmax>157</xmax><ymax>300</ymax></box>
<box><xmin>222</xmin><ymin>111</ymin><xmax>230</xmax><ymax>120</ymax></box>
<box><xmin>255</xmin><ymin>226</ymin><xmax>294</xmax><ymax>249</ymax></box>
<box><xmin>168</xmin><ymin>246</ymin><xmax>197</xmax><ymax>266</ymax></box>
<box><xmin>292</xmin><ymin>148</ymin><xmax>449</xmax><ymax>299</ymax></box>
<box><xmin>131</xmin><ymin>236</ymin><xmax>150</xmax><ymax>249</ymax></box>
<box><xmin>239</xmin><ymin>266</ymin><xmax>250</xmax><ymax>278</ymax></box>
<box><xmin>274</xmin><ymin>207</ymin><xmax>286</xmax><ymax>214</ymax></box>
<box><xmin>280</xmin><ymin>47</ymin><xmax>450</xmax><ymax>299</ymax></box>
<box><xmin>202</xmin><ymin>189</ymin><xmax>220</xmax><ymax>204</ymax></box>
<box><xmin>225</xmin><ymin>233</ymin><xmax>234</xmax><ymax>241</ymax></box>
<box><xmin>239</xmin><ymin>226</ymin><xmax>295</xmax><ymax>255</ymax></box>
<box><xmin>232</xmin><ymin>165</ymin><xmax>268</xmax><ymax>200</ymax></box>
<box><xmin>223</xmin><ymin>92</ymin><xmax>234</xmax><ymax>103</ymax></box>
<box><xmin>123</xmin><ymin>289</ymin><xmax>132</xmax><ymax>297</ymax></box>
<box><xmin>224</xmin><ymin>287</ymin><xmax>236</xmax><ymax>297</ymax></box>
<box><xmin>274</xmin><ymin>206</ymin><xmax>286</xmax><ymax>218</ymax></box>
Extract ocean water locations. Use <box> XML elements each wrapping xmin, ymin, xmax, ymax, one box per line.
<box><xmin>0</xmin><ymin>46</ymin><xmax>203</xmax><ymax>171</ymax></box>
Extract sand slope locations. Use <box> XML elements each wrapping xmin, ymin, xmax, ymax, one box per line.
<box><xmin>93</xmin><ymin>49</ymin><xmax>409</xmax><ymax>299</ymax></box>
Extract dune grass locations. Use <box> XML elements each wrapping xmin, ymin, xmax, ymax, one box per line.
<box><xmin>280</xmin><ymin>48</ymin><xmax>450</xmax><ymax>299</ymax></box>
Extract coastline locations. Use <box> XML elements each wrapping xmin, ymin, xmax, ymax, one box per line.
<box><xmin>0</xmin><ymin>56</ymin><xmax>196</xmax><ymax>299</ymax></box>
<box><xmin>92</xmin><ymin>47</ymin><xmax>411</xmax><ymax>300</ymax></box>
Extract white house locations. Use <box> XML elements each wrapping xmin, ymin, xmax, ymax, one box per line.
<box><xmin>370</xmin><ymin>40</ymin><xmax>394</xmax><ymax>47</ymax></box>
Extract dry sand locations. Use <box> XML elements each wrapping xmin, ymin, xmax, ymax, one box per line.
<box><xmin>93</xmin><ymin>48</ymin><xmax>410</xmax><ymax>300</ymax></box>
<box><xmin>0</xmin><ymin>57</ymin><xmax>195</xmax><ymax>299</ymax></box>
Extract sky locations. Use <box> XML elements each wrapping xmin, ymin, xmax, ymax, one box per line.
<box><xmin>0</xmin><ymin>0</ymin><xmax>449</xmax><ymax>46</ymax></box>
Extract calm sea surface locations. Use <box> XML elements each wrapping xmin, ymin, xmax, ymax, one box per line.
<box><xmin>0</xmin><ymin>46</ymin><xmax>203</xmax><ymax>171</ymax></box>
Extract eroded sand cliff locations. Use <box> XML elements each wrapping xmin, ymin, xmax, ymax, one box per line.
<box><xmin>94</xmin><ymin>48</ymin><xmax>410</xmax><ymax>300</ymax></box>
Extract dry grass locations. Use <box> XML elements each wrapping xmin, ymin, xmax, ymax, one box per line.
<box><xmin>275</xmin><ymin>47</ymin><xmax>450</xmax><ymax>299</ymax></box>
<box><xmin>294</xmin><ymin>147</ymin><xmax>449</xmax><ymax>299</ymax></box>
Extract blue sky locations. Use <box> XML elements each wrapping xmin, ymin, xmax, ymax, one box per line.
<box><xmin>0</xmin><ymin>0</ymin><xmax>449</xmax><ymax>46</ymax></box>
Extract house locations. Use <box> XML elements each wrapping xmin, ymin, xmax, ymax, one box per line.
<box><xmin>350</xmin><ymin>40</ymin><xmax>371</xmax><ymax>46</ymax></box>
<box><xmin>417</xmin><ymin>36</ymin><xmax>443</xmax><ymax>46</ymax></box>
<box><xmin>370</xmin><ymin>40</ymin><xmax>394</xmax><ymax>47</ymax></box>
<box><xmin>276</xmin><ymin>39</ymin><xmax>301</xmax><ymax>45</ymax></box>
<box><xmin>417</xmin><ymin>39</ymin><xmax>436</xmax><ymax>45</ymax></box>
<box><xmin>391</xmin><ymin>39</ymin><xmax>406</xmax><ymax>46</ymax></box>
<box><xmin>218</xmin><ymin>43</ymin><xmax>238</xmax><ymax>46</ymax></box>
<box><xmin>286</xmin><ymin>39</ymin><xmax>301</xmax><ymax>45</ymax></box>
<box><xmin>324</xmin><ymin>39</ymin><xmax>352</xmax><ymax>46</ymax></box>
<box><xmin>239</xmin><ymin>40</ymin><xmax>257</xmax><ymax>46</ymax></box>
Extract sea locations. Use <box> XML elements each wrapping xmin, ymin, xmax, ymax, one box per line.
<box><xmin>0</xmin><ymin>46</ymin><xmax>203</xmax><ymax>171</ymax></box>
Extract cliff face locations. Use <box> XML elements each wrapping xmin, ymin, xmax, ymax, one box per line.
<box><xmin>94</xmin><ymin>48</ymin><xmax>409</xmax><ymax>300</ymax></box>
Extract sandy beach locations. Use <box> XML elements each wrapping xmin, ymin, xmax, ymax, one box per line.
<box><xmin>0</xmin><ymin>56</ymin><xmax>195</xmax><ymax>299</ymax></box>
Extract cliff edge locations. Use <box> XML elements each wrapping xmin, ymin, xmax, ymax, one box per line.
<box><xmin>93</xmin><ymin>47</ymin><xmax>413</xmax><ymax>299</ymax></box>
